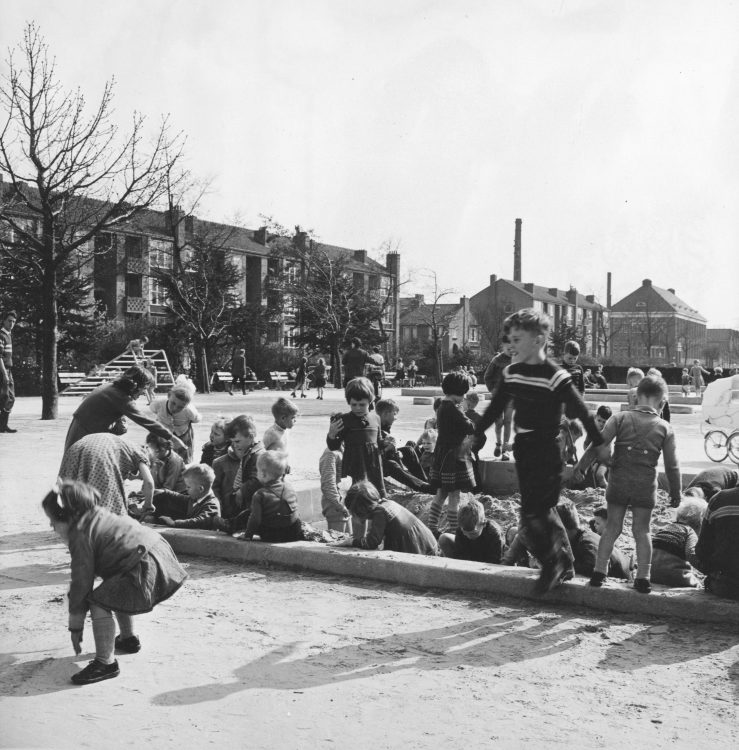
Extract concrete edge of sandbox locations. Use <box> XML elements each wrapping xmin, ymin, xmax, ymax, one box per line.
<box><xmin>157</xmin><ymin>527</ymin><xmax>739</xmax><ymax>627</ymax></box>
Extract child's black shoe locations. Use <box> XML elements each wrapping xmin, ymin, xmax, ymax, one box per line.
<box><xmin>534</xmin><ymin>555</ymin><xmax>569</xmax><ymax>595</ymax></box>
<box><xmin>115</xmin><ymin>635</ymin><xmax>141</xmax><ymax>654</ymax></box>
<box><xmin>589</xmin><ymin>571</ymin><xmax>607</xmax><ymax>587</ymax></box>
<box><xmin>633</xmin><ymin>578</ymin><xmax>652</xmax><ymax>594</ymax></box>
<box><xmin>493</xmin><ymin>443</ymin><xmax>502</xmax><ymax>457</ymax></box>
<box><xmin>71</xmin><ymin>659</ymin><xmax>120</xmax><ymax>685</ymax></box>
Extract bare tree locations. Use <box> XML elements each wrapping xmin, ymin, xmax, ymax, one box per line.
<box><xmin>411</xmin><ymin>270</ymin><xmax>455</xmax><ymax>383</ymax></box>
<box><xmin>0</xmin><ymin>23</ymin><xmax>185</xmax><ymax>418</ymax></box>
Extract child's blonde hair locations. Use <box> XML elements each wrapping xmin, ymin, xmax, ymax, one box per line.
<box><xmin>183</xmin><ymin>463</ymin><xmax>215</xmax><ymax>488</ymax></box>
<box><xmin>43</xmin><ymin>481</ymin><xmax>99</xmax><ymax>523</ymax></box>
<box><xmin>171</xmin><ymin>374</ymin><xmax>196</xmax><ymax>402</ymax></box>
<box><xmin>257</xmin><ymin>450</ymin><xmax>288</xmax><ymax>482</ymax></box>
<box><xmin>458</xmin><ymin>498</ymin><xmax>486</xmax><ymax>530</ymax></box>
<box><xmin>419</xmin><ymin>428</ymin><xmax>438</xmax><ymax>450</ymax></box>
<box><xmin>464</xmin><ymin>391</ymin><xmax>480</xmax><ymax>408</ymax></box>
<box><xmin>226</xmin><ymin>414</ymin><xmax>257</xmax><ymax>439</ymax></box>
<box><xmin>272</xmin><ymin>397</ymin><xmax>299</xmax><ymax>420</ymax></box>
<box><xmin>626</xmin><ymin>367</ymin><xmax>645</xmax><ymax>385</ymax></box>
<box><xmin>675</xmin><ymin>497</ymin><xmax>708</xmax><ymax>533</ymax></box>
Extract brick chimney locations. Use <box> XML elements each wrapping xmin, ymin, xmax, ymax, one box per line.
<box><xmin>668</xmin><ymin>288</ymin><xmax>676</xmax><ymax>295</ymax></box>
<box><xmin>566</xmin><ymin>287</ymin><xmax>578</xmax><ymax>303</ymax></box>
<box><xmin>585</xmin><ymin>294</ymin><xmax>595</xmax><ymax>303</ymax></box>
<box><xmin>410</xmin><ymin>294</ymin><xmax>425</xmax><ymax>309</ymax></box>
<box><xmin>353</xmin><ymin>249</ymin><xmax>368</xmax><ymax>264</ymax></box>
<box><xmin>489</xmin><ymin>274</ymin><xmax>497</xmax><ymax>286</ymax></box>
<box><xmin>548</xmin><ymin>287</ymin><xmax>559</xmax><ymax>297</ymax></box>
<box><xmin>524</xmin><ymin>282</ymin><xmax>534</xmax><ymax>293</ymax></box>
<box><xmin>294</xmin><ymin>228</ymin><xmax>308</xmax><ymax>250</ymax></box>
<box><xmin>513</xmin><ymin>218</ymin><xmax>522</xmax><ymax>282</ymax></box>
<box><xmin>642</xmin><ymin>278</ymin><xmax>652</xmax><ymax>287</ymax></box>
<box><xmin>253</xmin><ymin>227</ymin><xmax>267</xmax><ymax>245</ymax></box>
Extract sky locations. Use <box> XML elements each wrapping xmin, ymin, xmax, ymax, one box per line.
<box><xmin>2</xmin><ymin>0</ymin><xmax>738</xmax><ymax>327</ymax></box>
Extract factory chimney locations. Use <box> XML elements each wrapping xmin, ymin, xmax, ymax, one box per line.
<box><xmin>606</xmin><ymin>272</ymin><xmax>612</xmax><ymax>309</ymax></box>
<box><xmin>513</xmin><ymin>218</ymin><xmax>522</xmax><ymax>282</ymax></box>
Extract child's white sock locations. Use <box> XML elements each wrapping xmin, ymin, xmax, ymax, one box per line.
<box><xmin>636</xmin><ymin>563</ymin><xmax>652</xmax><ymax>580</ymax></box>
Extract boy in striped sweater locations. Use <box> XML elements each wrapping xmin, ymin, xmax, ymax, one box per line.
<box><xmin>474</xmin><ymin>308</ymin><xmax>604</xmax><ymax>594</ymax></box>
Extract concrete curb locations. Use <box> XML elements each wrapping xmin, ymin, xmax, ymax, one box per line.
<box><xmin>158</xmin><ymin>528</ymin><xmax>739</xmax><ymax>625</ymax></box>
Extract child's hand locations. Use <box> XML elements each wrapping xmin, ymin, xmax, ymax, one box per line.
<box><xmin>70</xmin><ymin>629</ymin><xmax>83</xmax><ymax>655</ymax></box>
<box><xmin>328</xmin><ymin>417</ymin><xmax>343</xmax><ymax>439</ymax></box>
<box><xmin>159</xmin><ymin>516</ymin><xmax>176</xmax><ymax>527</ymax></box>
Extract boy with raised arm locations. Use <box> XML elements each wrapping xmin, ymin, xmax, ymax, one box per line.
<box><xmin>474</xmin><ymin>308</ymin><xmax>604</xmax><ymax>594</ymax></box>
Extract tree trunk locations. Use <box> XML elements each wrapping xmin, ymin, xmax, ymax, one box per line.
<box><xmin>41</xmin><ymin>263</ymin><xmax>59</xmax><ymax>419</ymax></box>
<box><xmin>331</xmin><ymin>342</ymin><xmax>342</xmax><ymax>388</ymax></box>
<box><xmin>200</xmin><ymin>344</ymin><xmax>211</xmax><ymax>394</ymax></box>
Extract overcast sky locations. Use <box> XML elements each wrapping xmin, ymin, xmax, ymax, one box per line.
<box><xmin>2</xmin><ymin>0</ymin><xmax>738</xmax><ymax>327</ymax></box>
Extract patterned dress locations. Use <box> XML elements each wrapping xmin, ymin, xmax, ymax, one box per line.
<box><xmin>59</xmin><ymin>433</ymin><xmax>148</xmax><ymax>516</ymax></box>
<box><xmin>429</xmin><ymin>399</ymin><xmax>476</xmax><ymax>492</ymax></box>
<box><xmin>326</xmin><ymin>410</ymin><xmax>385</xmax><ymax>496</ymax></box>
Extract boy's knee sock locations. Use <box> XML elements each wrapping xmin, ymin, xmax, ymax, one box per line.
<box><xmin>115</xmin><ymin>612</ymin><xmax>135</xmax><ymax>639</ymax></box>
<box><xmin>427</xmin><ymin>498</ymin><xmax>443</xmax><ymax>530</ymax></box>
<box><xmin>446</xmin><ymin>508</ymin><xmax>458</xmax><ymax>533</ymax></box>
<box><xmin>636</xmin><ymin>562</ymin><xmax>652</xmax><ymax>580</ymax></box>
<box><xmin>91</xmin><ymin>608</ymin><xmax>116</xmax><ymax>665</ymax></box>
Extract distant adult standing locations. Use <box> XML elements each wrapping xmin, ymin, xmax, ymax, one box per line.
<box><xmin>367</xmin><ymin>346</ymin><xmax>385</xmax><ymax>401</ymax></box>
<box><xmin>0</xmin><ymin>310</ymin><xmax>18</xmax><ymax>433</ymax></box>
<box><xmin>229</xmin><ymin>348</ymin><xmax>248</xmax><ymax>396</ymax></box>
<box><xmin>342</xmin><ymin>337</ymin><xmax>370</xmax><ymax>386</ymax></box>
<box><xmin>291</xmin><ymin>356</ymin><xmax>308</xmax><ymax>398</ymax></box>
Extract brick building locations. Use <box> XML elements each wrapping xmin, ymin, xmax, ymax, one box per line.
<box><xmin>609</xmin><ymin>279</ymin><xmax>706</xmax><ymax>365</ymax></box>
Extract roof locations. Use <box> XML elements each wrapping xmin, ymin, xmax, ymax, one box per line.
<box><xmin>399</xmin><ymin>301</ymin><xmax>461</xmax><ymax>326</ymax></box>
<box><xmin>499</xmin><ymin>279</ymin><xmax>607</xmax><ymax>310</ymax></box>
<box><xmin>611</xmin><ymin>280</ymin><xmax>706</xmax><ymax>322</ymax></box>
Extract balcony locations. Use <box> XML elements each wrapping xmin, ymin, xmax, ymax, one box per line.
<box><xmin>120</xmin><ymin>256</ymin><xmax>148</xmax><ymax>275</ymax></box>
<box><xmin>126</xmin><ymin>296</ymin><xmax>147</xmax><ymax>314</ymax></box>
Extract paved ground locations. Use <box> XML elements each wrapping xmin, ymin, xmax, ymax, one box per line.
<box><xmin>1</xmin><ymin>388</ymin><xmax>737</xmax><ymax>748</ymax></box>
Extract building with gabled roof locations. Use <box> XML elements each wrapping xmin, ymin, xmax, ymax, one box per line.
<box><xmin>399</xmin><ymin>294</ymin><xmax>481</xmax><ymax>360</ymax></box>
<box><xmin>469</xmin><ymin>274</ymin><xmax>608</xmax><ymax>357</ymax></box>
<box><xmin>609</xmin><ymin>278</ymin><xmax>707</xmax><ymax>365</ymax></box>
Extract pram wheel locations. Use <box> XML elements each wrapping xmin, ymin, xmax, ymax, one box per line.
<box><xmin>704</xmin><ymin>430</ymin><xmax>728</xmax><ymax>462</ymax></box>
<box><xmin>727</xmin><ymin>431</ymin><xmax>739</xmax><ymax>464</ymax></box>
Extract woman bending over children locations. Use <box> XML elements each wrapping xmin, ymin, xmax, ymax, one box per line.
<box><xmin>44</xmin><ymin>480</ymin><xmax>187</xmax><ymax>685</ymax></box>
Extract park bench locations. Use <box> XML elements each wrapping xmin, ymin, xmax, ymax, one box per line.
<box><xmin>212</xmin><ymin>371</ymin><xmax>264</xmax><ymax>391</ymax></box>
<box><xmin>58</xmin><ymin>372</ymin><xmax>85</xmax><ymax>391</ymax></box>
<box><xmin>269</xmin><ymin>371</ymin><xmax>296</xmax><ymax>390</ymax></box>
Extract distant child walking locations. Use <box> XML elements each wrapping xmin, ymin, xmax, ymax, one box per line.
<box><xmin>483</xmin><ymin>335</ymin><xmax>514</xmax><ymax>460</ymax></box>
<box><xmin>150</xmin><ymin>375</ymin><xmax>201</xmax><ymax>462</ymax></box>
<box><xmin>44</xmin><ymin>480</ymin><xmax>187</xmax><ymax>685</ymax></box>
<box><xmin>313</xmin><ymin>358</ymin><xmax>328</xmax><ymax>400</ymax></box>
<box><xmin>426</xmin><ymin>371</ymin><xmax>477</xmax><ymax>536</ymax></box>
<box><xmin>574</xmin><ymin>374</ymin><xmax>682</xmax><ymax>593</ymax></box>
<box><xmin>474</xmin><ymin>308</ymin><xmax>604</xmax><ymax>594</ymax></box>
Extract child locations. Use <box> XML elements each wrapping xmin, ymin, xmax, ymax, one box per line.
<box><xmin>376</xmin><ymin>398</ymin><xmax>431</xmax><ymax>493</ymax></box>
<box><xmin>242</xmin><ymin>451</ymin><xmax>304</xmax><ymax>542</ymax></box>
<box><xmin>142</xmin><ymin>357</ymin><xmax>157</xmax><ymax>404</ymax></box>
<box><xmin>651</xmin><ymin>497</ymin><xmax>707</xmax><ymax>587</ymax></box>
<box><xmin>426</xmin><ymin>371</ymin><xmax>477</xmax><ymax>536</ymax></box>
<box><xmin>582</xmin><ymin>405</ymin><xmax>613</xmax><ymax>491</ymax></box>
<box><xmin>200</xmin><ymin>417</ymin><xmax>231</xmax><ymax>466</ymax></box>
<box><xmin>291</xmin><ymin>357</ymin><xmax>308</xmax><ymax>398</ymax></box>
<box><xmin>680</xmin><ymin>368</ymin><xmax>691</xmax><ymax>397</ymax></box>
<box><xmin>334</xmin><ymin>480</ymin><xmax>439</xmax><ymax>555</ymax></box>
<box><xmin>125</xmin><ymin>336</ymin><xmax>149</xmax><ymax>362</ymax></box>
<box><xmin>626</xmin><ymin>367</ymin><xmax>644</xmax><ymax>408</ymax></box>
<box><xmin>423</xmin><ymin>397</ymin><xmax>443</xmax><ymax>431</ymax></box>
<box><xmin>407</xmin><ymin>359</ymin><xmax>418</xmax><ymax>388</ymax></box>
<box><xmin>562</xmin><ymin>340</ymin><xmax>585</xmax><ymax>395</ymax></box>
<box><xmin>212</xmin><ymin>415</ymin><xmax>264</xmax><ymax>530</ymax></box>
<box><xmin>647</xmin><ymin>367</ymin><xmax>671</xmax><ymax>422</ymax></box>
<box><xmin>483</xmin><ymin>335</ymin><xmax>514</xmax><ymax>460</ymax></box>
<box><xmin>593</xmin><ymin>365</ymin><xmax>608</xmax><ymax>389</ymax></box>
<box><xmin>690</xmin><ymin>359</ymin><xmax>711</xmax><ymax>398</ymax></box>
<box><xmin>589</xmin><ymin>505</ymin><xmax>608</xmax><ymax>535</ymax></box>
<box><xmin>575</xmin><ymin>374</ymin><xmax>682</xmax><ymax>593</ymax></box>
<box><xmin>326</xmin><ymin>377</ymin><xmax>385</xmax><ymax>539</ymax></box>
<box><xmin>463</xmin><ymin>390</ymin><xmax>486</xmax><ymax>484</ymax></box>
<box><xmin>438</xmin><ymin>497</ymin><xmax>504</xmax><ymax>563</ymax></box>
<box><xmin>146</xmin><ymin>433</ymin><xmax>187</xmax><ymax>493</ymax></box>
<box><xmin>415</xmin><ymin>428</ymin><xmax>437</xmax><ymax>477</ymax></box>
<box><xmin>313</xmin><ymin>358</ymin><xmax>327</xmax><ymax>400</ymax></box>
<box><xmin>44</xmin><ymin>480</ymin><xmax>186</xmax><ymax>685</ymax></box>
<box><xmin>474</xmin><ymin>308</ymin><xmax>604</xmax><ymax>594</ymax></box>
<box><xmin>149</xmin><ymin>376</ymin><xmax>201</xmax><ymax>462</ymax></box>
<box><xmin>263</xmin><ymin>397</ymin><xmax>298</xmax><ymax>453</ymax></box>
<box><xmin>319</xmin><ymin>443</ymin><xmax>352</xmax><ymax>533</ymax></box>
<box><xmin>148</xmin><ymin>463</ymin><xmax>220</xmax><ymax>529</ymax></box>
<box><xmin>394</xmin><ymin>358</ymin><xmax>406</xmax><ymax>386</ymax></box>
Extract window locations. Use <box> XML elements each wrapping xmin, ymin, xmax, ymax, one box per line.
<box><xmin>650</xmin><ymin>346</ymin><xmax>666</xmax><ymax>360</ymax></box>
<box><xmin>124</xmin><ymin>235</ymin><xmax>143</xmax><ymax>259</ymax></box>
<box><xmin>149</xmin><ymin>238</ymin><xmax>173</xmax><ymax>269</ymax></box>
<box><xmin>542</xmin><ymin>303</ymin><xmax>549</xmax><ymax>315</ymax></box>
<box><xmin>150</xmin><ymin>276</ymin><xmax>168</xmax><ymax>307</ymax></box>
<box><xmin>533</xmin><ymin>300</ymin><xmax>543</xmax><ymax>312</ymax></box>
<box><xmin>283</xmin><ymin>327</ymin><xmax>298</xmax><ymax>348</ymax></box>
<box><xmin>125</xmin><ymin>274</ymin><xmax>142</xmax><ymax>298</ymax></box>
<box><xmin>469</xmin><ymin>326</ymin><xmax>479</xmax><ymax>343</ymax></box>
<box><xmin>567</xmin><ymin>306</ymin><xmax>575</xmax><ymax>324</ymax></box>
